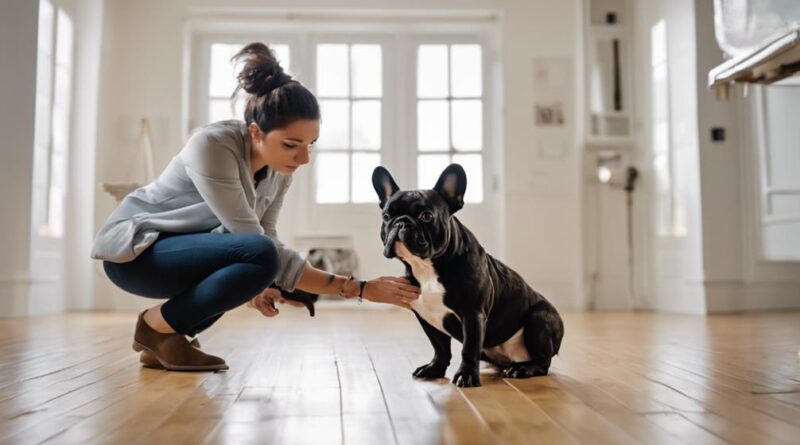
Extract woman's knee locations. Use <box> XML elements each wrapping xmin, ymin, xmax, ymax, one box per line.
<box><xmin>236</xmin><ymin>234</ymin><xmax>280</xmax><ymax>278</ymax></box>
<box><xmin>103</xmin><ymin>261</ymin><xmax>121</xmax><ymax>286</ymax></box>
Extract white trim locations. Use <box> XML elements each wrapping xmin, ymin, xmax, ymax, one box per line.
<box><xmin>763</xmin><ymin>215</ymin><xmax>800</xmax><ymax>226</ymax></box>
<box><xmin>0</xmin><ymin>274</ymin><xmax>59</xmax><ymax>285</ymax></box>
<box><xmin>185</xmin><ymin>17</ymin><xmax>499</xmax><ymax>37</ymax></box>
<box><xmin>765</xmin><ymin>187</ymin><xmax>800</xmax><ymax>194</ymax></box>
<box><xmin>705</xmin><ymin>281</ymin><xmax>800</xmax><ymax>313</ymax></box>
<box><xmin>186</xmin><ymin>7</ymin><xmax>501</xmax><ymax>24</ymax></box>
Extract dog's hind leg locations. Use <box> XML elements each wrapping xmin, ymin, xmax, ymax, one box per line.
<box><xmin>502</xmin><ymin>303</ymin><xmax>564</xmax><ymax>379</ymax></box>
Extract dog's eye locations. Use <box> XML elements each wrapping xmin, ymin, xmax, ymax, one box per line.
<box><xmin>419</xmin><ymin>211</ymin><xmax>434</xmax><ymax>223</ymax></box>
<box><xmin>382</xmin><ymin>213</ymin><xmax>391</xmax><ymax>222</ymax></box>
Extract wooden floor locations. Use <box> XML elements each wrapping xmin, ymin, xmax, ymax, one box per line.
<box><xmin>0</xmin><ymin>307</ymin><xmax>799</xmax><ymax>445</ymax></box>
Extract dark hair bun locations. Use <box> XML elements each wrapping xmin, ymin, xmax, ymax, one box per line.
<box><xmin>227</xmin><ymin>42</ymin><xmax>319</xmax><ymax>132</ymax></box>
<box><xmin>232</xmin><ymin>42</ymin><xmax>292</xmax><ymax>97</ymax></box>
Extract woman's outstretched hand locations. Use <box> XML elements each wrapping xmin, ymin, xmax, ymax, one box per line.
<box><xmin>248</xmin><ymin>287</ymin><xmax>305</xmax><ymax>317</ymax></box>
<box><xmin>364</xmin><ymin>276</ymin><xmax>421</xmax><ymax>309</ymax></box>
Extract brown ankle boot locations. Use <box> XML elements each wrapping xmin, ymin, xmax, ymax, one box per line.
<box><xmin>132</xmin><ymin>311</ymin><xmax>228</xmax><ymax>371</ymax></box>
<box><xmin>140</xmin><ymin>338</ymin><xmax>201</xmax><ymax>369</ymax></box>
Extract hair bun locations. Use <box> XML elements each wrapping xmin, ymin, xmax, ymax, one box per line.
<box><xmin>259</xmin><ymin>68</ymin><xmax>293</xmax><ymax>95</ymax></box>
<box><xmin>232</xmin><ymin>43</ymin><xmax>291</xmax><ymax>97</ymax></box>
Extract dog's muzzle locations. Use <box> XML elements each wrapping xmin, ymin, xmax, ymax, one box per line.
<box><xmin>383</xmin><ymin>220</ymin><xmax>429</xmax><ymax>258</ymax></box>
<box><xmin>383</xmin><ymin>225</ymin><xmax>401</xmax><ymax>258</ymax></box>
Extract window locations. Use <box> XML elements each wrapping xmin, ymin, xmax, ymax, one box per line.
<box><xmin>650</xmin><ymin>21</ymin><xmax>685</xmax><ymax>237</ymax></box>
<box><xmin>416</xmin><ymin>44</ymin><xmax>483</xmax><ymax>203</ymax></box>
<box><xmin>315</xmin><ymin>44</ymin><xmax>383</xmax><ymax>204</ymax></box>
<box><xmin>32</xmin><ymin>0</ymin><xmax>73</xmax><ymax>238</ymax></box>
<box><xmin>207</xmin><ymin>42</ymin><xmax>290</xmax><ymax>123</ymax></box>
<box><xmin>192</xmin><ymin>34</ymin><xmax>490</xmax><ymax>207</ymax></box>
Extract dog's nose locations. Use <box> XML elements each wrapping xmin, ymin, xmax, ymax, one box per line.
<box><xmin>396</xmin><ymin>221</ymin><xmax>405</xmax><ymax>230</ymax></box>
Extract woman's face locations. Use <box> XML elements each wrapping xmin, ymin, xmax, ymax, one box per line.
<box><xmin>250</xmin><ymin>119</ymin><xmax>320</xmax><ymax>175</ymax></box>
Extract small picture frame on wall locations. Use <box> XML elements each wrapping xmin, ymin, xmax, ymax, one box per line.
<box><xmin>535</xmin><ymin>103</ymin><xmax>566</xmax><ymax>126</ymax></box>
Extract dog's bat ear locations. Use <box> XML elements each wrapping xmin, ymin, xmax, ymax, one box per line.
<box><xmin>433</xmin><ymin>163</ymin><xmax>467</xmax><ymax>213</ymax></box>
<box><xmin>372</xmin><ymin>166</ymin><xmax>400</xmax><ymax>208</ymax></box>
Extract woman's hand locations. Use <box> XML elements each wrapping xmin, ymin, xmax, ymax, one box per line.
<box><xmin>248</xmin><ymin>288</ymin><xmax>281</xmax><ymax>317</ymax></box>
<box><xmin>248</xmin><ymin>287</ymin><xmax>305</xmax><ymax>317</ymax></box>
<box><xmin>363</xmin><ymin>276</ymin><xmax>421</xmax><ymax>309</ymax></box>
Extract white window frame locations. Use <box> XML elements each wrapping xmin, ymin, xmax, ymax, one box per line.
<box><xmin>307</xmin><ymin>34</ymin><xmax>394</xmax><ymax>207</ymax></box>
<box><xmin>31</xmin><ymin>0</ymin><xmax>74</xmax><ymax>245</ymax></box>
<box><xmin>407</xmin><ymin>34</ymin><xmax>488</xmax><ymax>202</ymax></box>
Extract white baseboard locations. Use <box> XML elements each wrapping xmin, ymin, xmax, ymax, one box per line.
<box><xmin>647</xmin><ymin>280</ymin><xmax>708</xmax><ymax>314</ymax></box>
<box><xmin>0</xmin><ymin>275</ymin><xmax>65</xmax><ymax>317</ymax></box>
<box><xmin>705</xmin><ymin>280</ymin><xmax>800</xmax><ymax>313</ymax></box>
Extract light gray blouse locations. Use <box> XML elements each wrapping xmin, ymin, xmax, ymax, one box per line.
<box><xmin>91</xmin><ymin>120</ymin><xmax>308</xmax><ymax>291</ymax></box>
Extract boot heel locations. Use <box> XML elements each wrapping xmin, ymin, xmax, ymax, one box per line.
<box><xmin>132</xmin><ymin>341</ymin><xmax>144</xmax><ymax>352</ymax></box>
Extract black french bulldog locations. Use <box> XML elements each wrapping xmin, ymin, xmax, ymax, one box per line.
<box><xmin>372</xmin><ymin>164</ymin><xmax>564</xmax><ymax>388</ymax></box>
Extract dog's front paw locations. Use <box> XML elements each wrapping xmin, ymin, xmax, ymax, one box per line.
<box><xmin>452</xmin><ymin>365</ymin><xmax>481</xmax><ymax>387</ymax></box>
<box><xmin>412</xmin><ymin>361</ymin><xmax>448</xmax><ymax>379</ymax></box>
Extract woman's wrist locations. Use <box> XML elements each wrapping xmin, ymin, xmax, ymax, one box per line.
<box><xmin>338</xmin><ymin>276</ymin><xmax>368</xmax><ymax>300</ymax></box>
<box><xmin>343</xmin><ymin>278</ymin><xmax>360</xmax><ymax>298</ymax></box>
<box><xmin>334</xmin><ymin>275</ymin><xmax>359</xmax><ymax>299</ymax></box>
<box><xmin>360</xmin><ymin>279</ymin><xmax>371</xmax><ymax>302</ymax></box>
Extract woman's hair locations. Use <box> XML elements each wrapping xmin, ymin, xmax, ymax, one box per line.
<box><xmin>231</xmin><ymin>42</ymin><xmax>320</xmax><ymax>133</ymax></box>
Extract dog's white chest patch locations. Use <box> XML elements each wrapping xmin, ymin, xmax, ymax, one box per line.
<box><xmin>395</xmin><ymin>243</ymin><xmax>455</xmax><ymax>335</ymax></box>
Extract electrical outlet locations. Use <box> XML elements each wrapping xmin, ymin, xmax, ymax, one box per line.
<box><xmin>711</xmin><ymin>127</ymin><xmax>726</xmax><ymax>142</ymax></box>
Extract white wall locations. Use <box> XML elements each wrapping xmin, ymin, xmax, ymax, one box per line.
<box><xmin>0</xmin><ymin>0</ymin><xmax>38</xmax><ymax>316</ymax></box>
<box><xmin>93</xmin><ymin>0</ymin><xmax>585</xmax><ymax>311</ymax></box>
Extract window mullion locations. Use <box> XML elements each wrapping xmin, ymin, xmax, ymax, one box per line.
<box><xmin>447</xmin><ymin>45</ymin><xmax>454</xmax><ymax>163</ymax></box>
<box><xmin>348</xmin><ymin>44</ymin><xmax>353</xmax><ymax>203</ymax></box>
<box><xmin>43</xmin><ymin>11</ymin><xmax>59</xmax><ymax>229</ymax></box>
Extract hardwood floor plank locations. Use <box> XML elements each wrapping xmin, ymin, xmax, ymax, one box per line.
<box><xmin>541</xmin><ymin>373</ymin><xmax>696</xmax><ymax>445</ymax></box>
<box><xmin>644</xmin><ymin>412</ymin><xmax>730</xmax><ymax>445</ymax></box>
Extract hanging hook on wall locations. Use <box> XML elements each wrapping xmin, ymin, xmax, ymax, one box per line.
<box><xmin>100</xmin><ymin>116</ymin><xmax>156</xmax><ymax>203</ymax></box>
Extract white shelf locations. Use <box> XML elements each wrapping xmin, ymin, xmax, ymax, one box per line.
<box><xmin>585</xmin><ymin>136</ymin><xmax>636</xmax><ymax>149</ymax></box>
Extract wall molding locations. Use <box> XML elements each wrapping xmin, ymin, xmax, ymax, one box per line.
<box><xmin>705</xmin><ymin>280</ymin><xmax>800</xmax><ymax>313</ymax></box>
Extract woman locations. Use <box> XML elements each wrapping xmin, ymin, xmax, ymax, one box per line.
<box><xmin>91</xmin><ymin>43</ymin><xmax>420</xmax><ymax>372</ymax></box>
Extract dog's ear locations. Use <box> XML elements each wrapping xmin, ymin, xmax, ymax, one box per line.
<box><xmin>372</xmin><ymin>166</ymin><xmax>400</xmax><ymax>208</ymax></box>
<box><xmin>433</xmin><ymin>163</ymin><xmax>467</xmax><ymax>213</ymax></box>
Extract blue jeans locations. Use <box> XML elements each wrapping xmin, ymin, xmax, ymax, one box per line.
<box><xmin>103</xmin><ymin>232</ymin><xmax>280</xmax><ymax>336</ymax></box>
